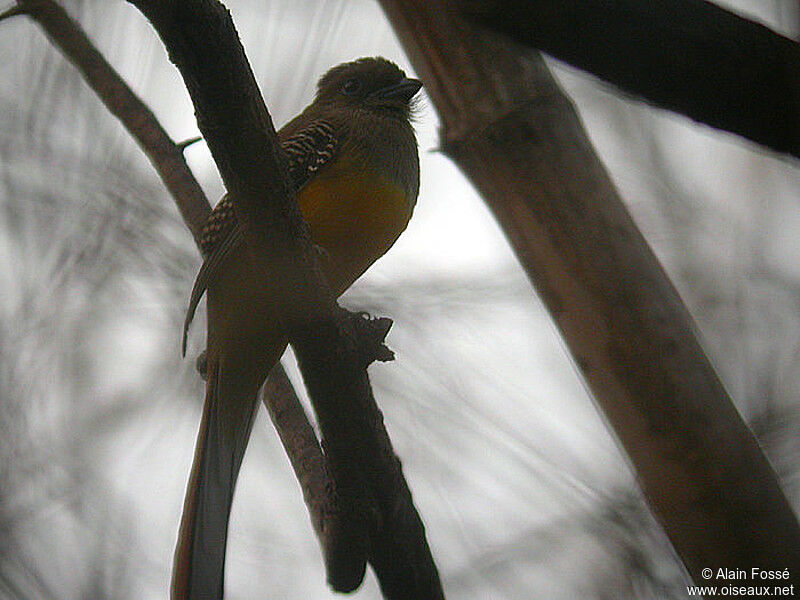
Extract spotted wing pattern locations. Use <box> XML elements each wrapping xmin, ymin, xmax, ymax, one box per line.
<box><xmin>183</xmin><ymin>120</ymin><xmax>339</xmax><ymax>354</ymax></box>
<box><xmin>198</xmin><ymin>195</ymin><xmax>236</xmax><ymax>257</ymax></box>
<box><xmin>198</xmin><ymin>121</ymin><xmax>337</xmax><ymax>258</ymax></box>
<box><xmin>282</xmin><ymin>120</ymin><xmax>337</xmax><ymax>193</ymax></box>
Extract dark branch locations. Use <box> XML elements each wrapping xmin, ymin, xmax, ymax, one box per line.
<box><xmin>16</xmin><ymin>0</ymin><xmax>354</xmax><ymax>591</ymax></box>
<box><xmin>0</xmin><ymin>5</ymin><xmax>30</xmax><ymax>20</ymax></box>
<box><xmin>261</xmin><ymin>364</ymin><xmax>363</xmax><ymax>592</ymax></box>
<box><xmin>176</xmin><ymin>136</ymin><xmax>203</xmax><ymax>152</ymax></box>
<box><xmin>14</xmin><ymin>0</ymin><xmax>211</xmax><ymax>242</ymax></box>
<box><xmin>127</xmin><ymin>1</ymin><xmax>444</xmax><ymax>597</ymax></box>
<box><xmin>459</xmin><ymin>0</ymin><xmax>800</xmax><ymax>160</ymax></box>
<box><xmin>290</xmin><ymin>319</ymin><xmax>442</xmax><ymax>599</ymax></box>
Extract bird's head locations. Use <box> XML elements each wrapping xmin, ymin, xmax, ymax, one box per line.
<box><xmin>314</xmin><ymin>57</ymin><xmax>422</xmax><ymax>118</ymax></box>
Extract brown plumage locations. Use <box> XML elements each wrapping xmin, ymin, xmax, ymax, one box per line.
<box><xmin>173</xmin><ymin>57</ymin><xmax>422</xmax><ymax>599</ymax></box>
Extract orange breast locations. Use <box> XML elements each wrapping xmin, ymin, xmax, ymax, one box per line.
<box><xmin>298</xmin><ymin>168</ymin><xmax>414</xmax><ymax>296</ymax></box>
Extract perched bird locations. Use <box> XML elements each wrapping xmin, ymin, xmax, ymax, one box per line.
<box><xmin>173</xmin><ymin>57</ymin><xmax>422</xmax><ymax>599</ymax></box>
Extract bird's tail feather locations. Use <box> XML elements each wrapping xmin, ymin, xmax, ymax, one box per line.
<box><xmin>172</xmin><ymin>358</ymin><xmax>260</xmax><ymax>600</ymax></box>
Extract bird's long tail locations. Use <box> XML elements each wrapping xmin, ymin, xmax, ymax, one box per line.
<box><xmin>171</xmin><ymin>357</ymin><xmax>260</xmax><ymax>600</ymax></box>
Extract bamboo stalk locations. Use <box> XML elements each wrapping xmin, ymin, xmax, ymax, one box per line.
<box><xmin>381</xmin><ymin>0</ymin><xmax>800</xmax><ymax>587</ymax></box>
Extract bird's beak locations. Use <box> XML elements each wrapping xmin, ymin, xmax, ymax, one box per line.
<box><xmin>374</xmin><ymin>77</ymin><xmax>423</xmax><ymax>101</ymax></box>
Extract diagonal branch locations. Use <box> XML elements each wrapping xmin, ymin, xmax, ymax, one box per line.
<box><xmin>9</xmin><ymin>0</ymin><xmax>350</xmax><ymax>590</ymax></box>
<box><xmin>458</xmin><ymin>0</ymin><xmax>800</xmax><ymax>160</ymax></box>
<box><xmin>125</xmin><ymin>1</ymin><xmax>444</xmax><ymax>597</ymax></box>
<box><xmin>12</xmin><ymin>0</ymin><xmax>210</xmax><ymax>242</ymax></box>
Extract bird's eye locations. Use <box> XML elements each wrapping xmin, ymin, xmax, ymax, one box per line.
<box><xmin>341</xmin><ymin>78</ymin><xmax>362</xmax><ymax>96</ymax></box>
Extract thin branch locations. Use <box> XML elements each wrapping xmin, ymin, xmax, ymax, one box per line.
<box><xmin>13</xmin><ymin>0</ymin><xmax>347</xmax><ymax>591</ymax></box>
<box><xmin>261</xmin><ymin>364</ymin><xmax>364</xmax><ymax>591</ymax></box>
<box><xmin>126</xmin><ymin>0</ymin><xmax>443</xmax><ymax>597</ymax></box>
<box><xmin>458</xmin><ymin>0</ymin><xmax>800</xmax><ymax>160</ymax></box>
<box><xmin>381</xmin><ymin>0</ymin><xmax>800</xmax><ymax>587</ymax></box>
<box><xmin>0</xmin><ymin>5</ymin><xmax>29</xmax><ymax>20</ymax></box>
<box><xmin>14</xmin><ymin>0</ymin><xmax>210</xmax><ymax>242</ymax></box>
<box><xmin>176</xmin><ymin>136</ymin><xmax>203</xmax><ymax>152</ymax></box>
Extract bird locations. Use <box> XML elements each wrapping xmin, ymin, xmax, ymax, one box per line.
<box><xmin>172</xmin><ymin>57</ymin><xmax>422</xmax><ymax>599</ymax></box>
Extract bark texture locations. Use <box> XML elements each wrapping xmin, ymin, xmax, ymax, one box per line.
<box><xmin>381</xmin><ymin>0</ymin><xmax>800</xmax><ymax>587</ymax></box>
